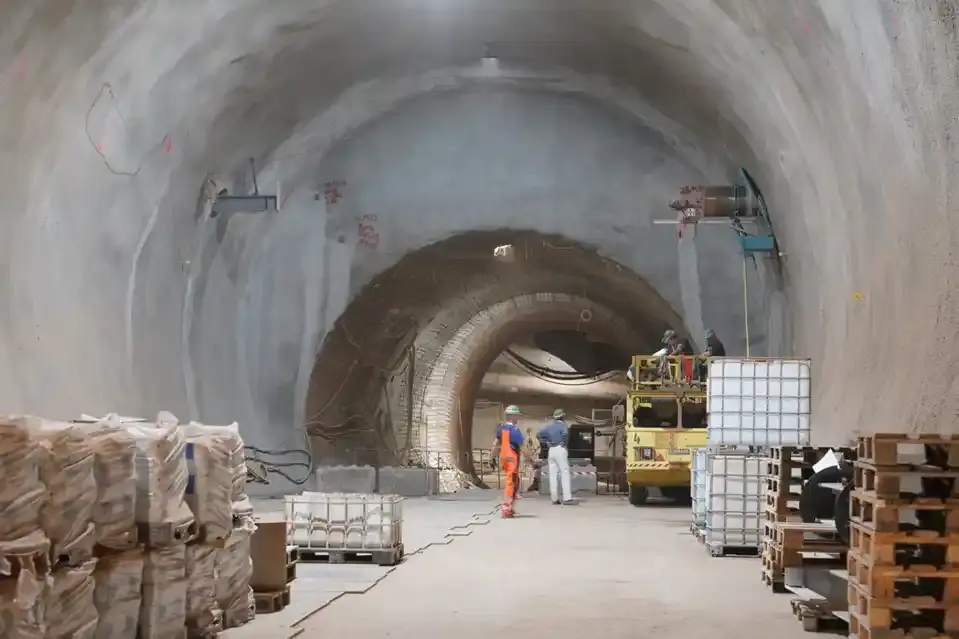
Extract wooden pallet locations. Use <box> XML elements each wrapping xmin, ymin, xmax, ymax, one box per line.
<box><xmin>137</xmin><ymin>519</ymin><xmax>199</xmax><ymax>546</ymax></box>
<box><xmin>764</xmin><ymin>446</ymin><xmax>856</xmax><ymax>524</ymax></box>
<box><xmin>771</xmin><ymin>521</ymin><xmax>844</xmax><ymax>548</ymax></box>
<box><xmin>857</xmin><ymin>434</ymin><xmax>959</xmax><ymax>467</ymax></box>
<box><xmin>855</xmin><ymin>463</ymin><xmax>959</xmax><ymax>501</ymax></box>
<box><xmin>766</xmin><ymin>492</ymin><xmax>803</xmax><ymax>521</ymax></box>
<box><xmin>761</xmin><ymin>541</ymin><xmax>787</xmax><ymax>593</ymax></box>
<box><xmin>848</xmin><ymin>548</ymin><xmax>959</xmax><ymax>594</ymax></box>
<box><xmin>791</xmin><ymin>598</ymin><xmax>849</xmax><ymax>633</ymax></box>
<box><xmin>848</xmin><ymin>615</ymin><xmax>959</xmax><ymax>639</ymax></box>
<box><xmin>766</xmin><ymin>446</ymin><xmax>856</xmax><ymax>481</ymax></box>
<box><xmin>254</xmin><ymin>586</ymin><xmax>291</xmax><ymax>614</ymax></box>
<box><xmin>849</xmin><ymin>522</ymin><xmax>959</xmax><ymax>565</ymax></box>
<box><xmin>298</xmin><ymin>544</ymin><xmax>404</xmax><ymax>566</ymax></box>
<box><xmin>849</xmin><ymin>580</ymin><xmax>959</xmax><ymax>636</ymax></box>
<box><xmin>851</xmin><ymin>490</ymin><xmax>959</xmax><ymax>533</ymax></box>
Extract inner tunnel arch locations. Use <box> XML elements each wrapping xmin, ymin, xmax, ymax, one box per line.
<box><xmin>304</xmin><ymin>229</ymin><xmax>689</xmax><ymax>477</ymax></box>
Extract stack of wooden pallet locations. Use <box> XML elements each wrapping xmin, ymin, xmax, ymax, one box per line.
<box><xmin>761</xmin><ymin>446</ymin><xmax>848</xmax><ymax>592</ymax></box>
<box><xmin>847</xmin><ymin>433</ymin><xmax>959</xmax><ymax>639</ymax></box>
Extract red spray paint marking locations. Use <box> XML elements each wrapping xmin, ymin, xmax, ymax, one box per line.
<box><xmin>324</xmin><ymin>180</ymin><xmax>347</xmax><ymax>206</ymax></box>
<box><xmin>356</xmin><ymin>214</ymin><xmax>380</xmax><ymax>249</ymax></box>
<box><xmin>163</xmin><ymin>134</ymin><xmax>172</xmax><ymax>154</ymax></box>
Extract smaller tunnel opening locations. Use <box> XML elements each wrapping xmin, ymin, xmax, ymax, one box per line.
<box><xmin>304</xmin><ymin>229</ymin><xmax>689</xmax><ymax>482</ymax></box>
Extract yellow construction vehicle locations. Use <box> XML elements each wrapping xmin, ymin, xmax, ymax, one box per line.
<box><xmin>624</xmin><ymin>354</ymin><xmax>708</xmax><ymax>506</ymax></box>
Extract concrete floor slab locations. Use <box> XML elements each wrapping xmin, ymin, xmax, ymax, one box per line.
<box><xmin>292</xmin><ymin>495</ymin><xmax>815</xmax><ymax>639</ymax></box>
<box><xmin>223</xmin><ymin>495</ymin><xmax>503</xmax><ymax>636</ymax></box>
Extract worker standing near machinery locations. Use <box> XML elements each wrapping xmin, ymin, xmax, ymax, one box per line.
<box><xmin>495</xmin><ymin>405</ymin><xmax>525</xmax><ymax>518</ymax></box>
<box><xmin>538</xmin><ymin>409</ymin><xmax>573</xmax><ymax>505</ymax></box>
<box><xmin>702</xmin><ymin>328</ymin><xmax>726</xmax><ymax>357</ymax></box>
<box><xmin>698</xmin><ymin>328</ymin><xmax>726</xmax><ymax>379</ymax></box>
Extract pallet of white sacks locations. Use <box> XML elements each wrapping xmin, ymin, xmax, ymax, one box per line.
<box><xmin>137</xmin><ymin>519</ymin><xmax>199</xmax><ymax>546</ymax></box>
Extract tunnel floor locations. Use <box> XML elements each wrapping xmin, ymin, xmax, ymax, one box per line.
<box><xmin>233</xmin><ymin>496</ymin><xmax>813</xmax><ymax>639</ymax></box>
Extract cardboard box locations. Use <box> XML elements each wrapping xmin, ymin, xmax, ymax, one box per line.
<box><xmin>250</xmin><ymin>517</ymin><xmax>291</xmax><ymax>592</ymax></box>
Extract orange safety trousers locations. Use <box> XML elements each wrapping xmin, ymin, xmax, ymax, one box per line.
<box><xmin>500</xmin><ymin>435</ymin><xmax>520</xmax><ymax>517</ymax></box>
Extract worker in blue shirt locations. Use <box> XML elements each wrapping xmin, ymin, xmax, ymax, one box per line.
<box><xmin>538</xmin><ymin>409</ymin><xmax>573</xmax><ymax>505</ymax></box>
<box><xmin>495</xmin><ymin>405</ymin><xmax>525</xmax><ymax>517</ymax></box>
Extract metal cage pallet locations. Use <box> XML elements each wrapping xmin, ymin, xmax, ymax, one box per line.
<box><xmin>706</xmin><ymin>542</ymin><xmax>759</xmax><ymax>558</ymax></box>
<box><xmin>298</xmin><ymin>543</ymin><xmax>405</xmax><ymax>566</ymax></box>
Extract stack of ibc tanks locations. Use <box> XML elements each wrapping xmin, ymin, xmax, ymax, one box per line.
<box><xmin>698</xmin><ymin>358</ymin><xmax>812</xmax><ymax>558</ymax></box>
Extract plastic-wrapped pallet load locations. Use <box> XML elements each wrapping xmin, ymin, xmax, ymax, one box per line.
<box><xmin>185</xmin><ymin>544</ymin><xmax>222</xmax><ymax>637</ymax></box>
<box><xmin>0</xmin><ymin>417</ymin><xmax>48</xmax><ymax>568</ymax></box>
<box><xmin>182</xmin><ymin>427</ymin><xmax>235</xmax><ymax>546</ymax></box>
<box><xmin>34</xmin><ymin>419</ymin><xmax>97</xmax><ymax>564</ymax></box>
<box><xmin>185</xmin><ymin>422</ymin><xmax>247</xmax><ymax>502</ymax></box>
<box><xmin>216</xmin><ymin>515</ymin><xmax>256</xmax><ymax>628</ymax></box>
<box><xmin>141</xmin><ymin>545</ymin><xmax>188</xmax><ymax>639</ymax></box>
<box><xmin>0</xmin><ymin>577</ymin><xmax>44</xmax><ymax>639</ymax></box>
<box><xmin>128</xmin><ymin>418</ymin><xmax>195</xmax><ymax>541</ymax></box>
<box><xmin>74</xmin><ymin>415</ymin><xmax>138</xmax><ymax>550</ymax></box>
<box><xmin>93</xmin><ymin>548</ymin><xmax>143</xmax><ymax>639</ymax></box>
<box><xmin>45</xmin><ymin>558</ymin><xmax>98</xmax><ymax>638</ymax></box>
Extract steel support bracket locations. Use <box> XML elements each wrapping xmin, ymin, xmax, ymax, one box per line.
<box><xmin>211</xmin><ymin>194</ymin><xmax>278</xmax><ymax>218</ymax></box>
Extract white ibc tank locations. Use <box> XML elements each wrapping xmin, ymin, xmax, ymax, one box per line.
<box><xmin>285</xmin><ymin>492</ymin><xmax>403</xmax><ymax>550</ymax></box>
<box><xmin>707</xmin><ymin>358</ymin><xmax>811</xmax><ymax>447</ymax></box>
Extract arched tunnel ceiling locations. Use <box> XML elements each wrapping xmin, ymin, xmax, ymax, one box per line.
<box><xmin>3</xmin><ymin>0</ymin><xmax>959</xmax><ymax>490</ymax></box>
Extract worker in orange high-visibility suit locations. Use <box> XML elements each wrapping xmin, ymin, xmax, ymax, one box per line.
<box><xmin>495</xmin><ymin>405</ymin><xmax>525</xmax><ymax>518</ymax></box>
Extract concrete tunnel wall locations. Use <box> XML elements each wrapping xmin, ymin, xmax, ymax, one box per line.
<box><xmin>3</xmin><ymin>0</ymin><xmax>957</xmax><ymax>494</ymax></box>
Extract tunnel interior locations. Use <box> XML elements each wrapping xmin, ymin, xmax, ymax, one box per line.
<box><xmin>303</xmin><ymin>229</ymin><xmax>680</xmax><ymax>478</ymax></box>
<box><xmin>4</xmin><ymin>1</ymin><xmax>958</xmax><ymax>494</ymax></box>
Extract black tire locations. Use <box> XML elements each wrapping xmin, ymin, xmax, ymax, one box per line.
<box><xmin>800</xmin><ymin>464</ymin><xmax>853</xmax><ymax>523</ymax></box>
<box><xmin>834</xmin><ymin>482</ymin><xmax>852</xmax><ymax>544</ymax></box>
<box><xmin>662</xmin><ymin>486</ymin><xmax>692</xmax><ymax>506</ymax></box>
<box><xmin>628</xmin><ymin>485</ymin><xmax>649</xmax><ymax>506</ymax></box>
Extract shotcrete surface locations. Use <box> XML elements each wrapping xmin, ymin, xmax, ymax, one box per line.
<box><xmin>5</xmin><ymin>1</ymin><xmax>959</xmax><ymax>463</ymax></box>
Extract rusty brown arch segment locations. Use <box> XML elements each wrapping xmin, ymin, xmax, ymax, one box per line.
<box><xmin>414</xmin><ymin>293</ymin><xmax>648</xmax><ymax>491</ymax></box>
<box><xmin>304</xmin><ymin>230</ymin><xmax>688</xmax><ymax>468</ymax></box>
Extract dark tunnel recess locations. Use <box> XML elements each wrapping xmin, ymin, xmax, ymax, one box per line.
<box><xmin>303</xmin><ymin>229</ymin><xmax>690</xmax><ymax>487</ymax></box>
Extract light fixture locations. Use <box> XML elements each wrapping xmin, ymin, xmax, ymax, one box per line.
<box><xmin>479</xmin><ymin>43</ymin><xmax>500</xmax><ymax>76</ymax></box>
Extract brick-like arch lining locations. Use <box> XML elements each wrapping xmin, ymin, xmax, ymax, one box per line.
<box><xmin>416</xmin><ymin>293</ymin><xmax>646</xmax><ymax>491</ymax></box>
<box><xmin>304</xmin><ymin>230</ymin><xmax>687</xmax><ymax>472</ymax></box>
